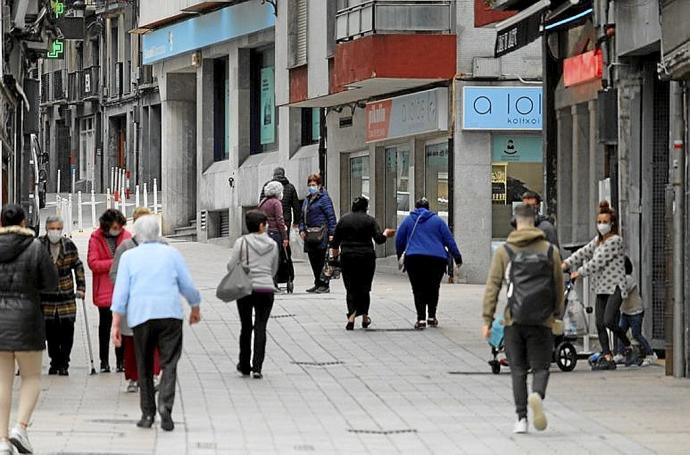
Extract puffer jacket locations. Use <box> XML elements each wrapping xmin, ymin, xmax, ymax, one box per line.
<box><xmin>0</xmin><ymin>226</ymin><xmax>59</xmax><ymax>351</ymax></box>
<box><xmin>88</xmin><ymin>228</ymin><xmax>131</xmax><ymax>307</ymax></box>
<box><xmin>299</xmin><ymin>188</ymin><xmax>337</xmax><ymax>251</ymax></box>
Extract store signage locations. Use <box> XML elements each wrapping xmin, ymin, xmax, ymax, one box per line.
<box><xmin>564</xmin><ymin>49</ymin><xmax>603</xmax><ymax>87</ymax></box>
<box><xmin>365</xmin><ymin>88</ymin><xmax>448</xmax><ymax>143</ymax></box>
<box><xmin>260</xmin><ymin>67</ymin><xmax>275</xmax><ymax>145</ymax></box>
<box><xmin>492</xmin><ymin>135</ymin><xmax>543</xmax><ymax>162</ymax></box>
<box><xmin>463</xmin><ymin>86</ymin><xmax>542</xmax><ymax>130</ymax></box>
<box><xmin>494</xmin><ymin>0</ymin><xmax>550</xmax><ymax>57</ymax></box>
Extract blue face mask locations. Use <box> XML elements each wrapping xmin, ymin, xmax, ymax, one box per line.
<box><xmin>307</xmin><ymin>186</ymin><xmax>318</xmax><ymax>195</ymax></box>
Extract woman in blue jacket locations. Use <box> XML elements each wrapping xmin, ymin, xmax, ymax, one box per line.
<box><xmin>299</xmin><ymin>174</ymin><xmax>337</xmax><ymax>293</ymax></box>
<box><xmin>396</xmin><ymin>198</ymin><xmax>462</xmax><ymax>329</ymax></box>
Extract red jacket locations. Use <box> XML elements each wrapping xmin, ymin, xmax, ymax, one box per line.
<box><xmin>87</xmin><ymin>228</ymin><xmax>131</xmax><ymax>308</ymax></box>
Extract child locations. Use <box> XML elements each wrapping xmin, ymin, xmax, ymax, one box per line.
<box><xmin>619</xmin><ymin>257</ymin><xmax>657</xmax><ymax>367</ymax></box>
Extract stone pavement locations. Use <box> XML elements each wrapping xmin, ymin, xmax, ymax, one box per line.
<box><xmin>19</xmin><ymin>232</ymin><xmax>690</xmax><ymax>454</ymax></box>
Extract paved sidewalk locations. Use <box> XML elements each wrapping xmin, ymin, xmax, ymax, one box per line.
<box><xmin>21</xmin><ymin>233</ymin><xmax>690</xmax><ymax>454</ymax></box>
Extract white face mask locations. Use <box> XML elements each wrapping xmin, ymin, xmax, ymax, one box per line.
<box><xmin>47</xmin><ymin>229</ymin><xmax>62</xmax><ymax>244</ymax></box>
<box><xmin>597</xmin><ymin>223</ymin><xmax>612</xmax><ymax>236</ymax></box>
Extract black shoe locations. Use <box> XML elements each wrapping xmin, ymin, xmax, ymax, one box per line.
<box><xmin>306</xmin><ymin>286</ymin><xmax>318</xmax><ymax>293</ymax></box>
<box><xmin>346</xmin><ymin>321</ymin><xmax>355</xmax><ymax>331</ymax></box>
<box><xmin>116</xmin><ymin>363</ymin><xmax>125</xmax><ymax>373</ymax></box>
<box><xmin>314</xmin><ymin>286</ymin><xmax>330</xmax><ymax>294</ymax></box>
<box><xmin>160</xmin><ymin>410</ymin><xmax>174</xmax><ymax>431</ymax></box>
<box><xmin>362</xmin><ymin>316</ymin><xmax>372</xmax><ymax>329</ymax></box>
<box><xmin>58</xmin><ymin>368</ymin><xmax>69</xmax><ymax>376</ymax></box>
<box><xmin>427</xmin><ymin>318</ymin><xmax>439</xmax><ymax>328</ymax></box>
<box><xmin>236</xmin><ymin>363</ymin><xmax>250</xmax><ymax>377</ymax></box>
<box><xmin>414</xmin><ymin>321</ymin><xmax>427</xmax><ymax>330</ymax></box>
<box><xmin>136</xmin><ymin>415</ymin><xmax>155</xmax><ymax>429</ymax></box>
<box><xmin>48</xmin><ymin>367</ymin><xmax>58</xmax><ymax>375</ymax></box>
<box><xmin>287</xmin><ymin>281</ymin><xmax>294</xmax><ymax>294</ymax></box>
<box><xmin>100</xmin><ymin>363</ymin><xmax>111</xmax><ymax>373</ymax></box>
<box><xmin>252</xmin><ymin>371</ymin><xmax>263</xmax><ymax>379</ymax></box>
<box><xmin>592</xmin><ymin>358</ymin><xmax>617</xmax><ymax>371</ymax></box>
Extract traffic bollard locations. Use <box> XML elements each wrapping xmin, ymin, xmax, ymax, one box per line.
<box><xmin>91</xmin><ymin>190</ymin><xmax>97</xmax><ymax>228</ymax></box>
<box><xmin>77</xmin><ymin>191</ymin><xmax>83</xmax><ymax>232</ymax></box>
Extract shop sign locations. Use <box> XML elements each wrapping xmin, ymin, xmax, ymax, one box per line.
<box><xmin>491</xmin><ymin>163</ymin><xmax>507</xmax><ymax>205</ymax></box>
<box><xmin>365</xmin><ymin>88</ymin><xmax>448</xmax><ymax>143</ymax></box>
<box><xmin>463</xmin><ymin>86</ymin><xmax>542</xmax><ymax>130</ymax></box>
<box><xmin>494</xmin><ymin>0</ymin><xmax>550</xmax><ymax>58</ymax></box>
<box><xmin>564</xmin><ymin>49</ymin><xmax>603</xmax><ymax>87</ymax></box>
<box><xmin>491</xmin><ymin>135</ymin><xmax>543</xmax><ymax>162</ymax></box>
<box><xmin>260</xmin><ymin>67</ymin><xmax>275</xmax><ymax>145</ymax></box>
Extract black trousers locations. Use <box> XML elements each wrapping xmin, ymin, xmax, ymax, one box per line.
<box><xmin>45</xmin><ymin>317</ymin><xmax>75</xmax><ymax>370</ymax></box>
<box><xmin>237</xmin><ymin>293</ymin><xmax>274</xmax><ymax>374</ymax></box>
<box><xmin>132</xmin><ymin>318</ymin><xmax>183</xmax><ymax>417</ymax></box>
<box><xmin>307</xmin><ymin>248</ymin><xmax>328</xmax><ymax>288</ymax></box>
<box><xmin>341</xmin><ymin>252</ymin><xmax>376</xmax><ymax>317</ymax></box>
<box><xmin>404</xmin><ymin>255</ymin><xmax>447</xmax><ymax>320</ymax></box>
<box><xmin>98</xmin><ymin>307</ymin><xmax>124</xmax><ymax>367</ymax></box>
<box><xmin>595</xmin><ymin>288</ymin><xmax>631</xmax><ymax>355</ymax></box>
<box><xmin>504</xmin><ymin>324</ymin><xmax>553</xmax><ymax>419</ymax></box>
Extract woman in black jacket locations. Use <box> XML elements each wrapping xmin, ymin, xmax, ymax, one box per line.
<box><xmin>331</xmin><ymin>197</ymin><xmax>395</xmax><ymax>330</ymax></box>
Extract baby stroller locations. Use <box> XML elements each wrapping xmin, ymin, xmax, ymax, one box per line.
<box><xmin>488</xmin><ymin>281</ymin><xmax>582</xmax><ymax>374</ymax></box>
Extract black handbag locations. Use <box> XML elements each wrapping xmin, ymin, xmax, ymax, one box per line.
<box><xmin>303</xmin><ymin>197</ymin><xmax>327</xmax><ymax>245</ymax></box>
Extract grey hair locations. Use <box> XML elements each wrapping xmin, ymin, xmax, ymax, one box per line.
<box><xmin>133</xmin><ymin>215</ymin><xmax>161</xmax><ymax>242</ymax></box>
<box><xmin>264</xmin><ymin>181</ymin><xmax>284</xmax><ymax>199</ymax></box>
<box><xmin>45</xmin><ymin>215</ymin><xmax>64</xmax><ymax>227</ymax></box>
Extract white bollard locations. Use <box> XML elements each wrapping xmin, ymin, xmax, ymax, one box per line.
<box><xmin>77</xmin><ymin>191</ymin><xmax>83</xmax><ymax>232</ymax></box>
<box><xmin>67</xmin><ymin>194</ymin><xmax>73</xmax><ymax>237</ymax></box>
<box><xmin>71</xmin><ymin>169</ymin><xmax>76</xmax><ymax>195</ymax></box>
<box><xmin>120</xmin><ymin>187</ymin><xmax>127</xmax><ymax>218</ymax></box>
<box><xmin>57</xmin><ymin>169</ymin><xmax>61</xmax><ymax>195</ymax></box>
<box><xmin>110</xmin><ymin>167</ymin><xmax>115</xmax><ymax>192</ymax></box>
<box><xmin>91</xmin><ymin>190</ymin><xmax>97</xmax><ymax>228</ymax></box>
<box><xmin>143</xmin><ymin>183</ymin><xmax>148</xmax><ymax>209</ymax></box>
<box><xmin>135</xmin><ymin>184</ymin><xmax>140</xmax><ymax>208</ymax></box>
<box><xmin>153</xmin><ymin>178</ymin><xmax>158</xmax><ymax>214</ymax></box>
<box><xmin>106</xmin><ymin>188</ymin><xmax>112</xmax><ymax>210</ymax></box>
<box><xmin>55</xmin><ymin>195</ymin><xmax>62</xmax><ymax>217</ymax></box>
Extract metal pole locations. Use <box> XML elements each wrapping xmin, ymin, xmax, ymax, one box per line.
<box><xmin>91</xmin><ymin>189</ymin><xmax>97</xmax><ymax>228</ymax></box>
<box><xmin>153</xmin><ymin>178</ymin><xmax>158</xmax><ymax>214</ymax></box>
<box><xmin>135</xmin><ymin>184</ymin><xmax>140</xmax><ymax>208</ymax></box>
<box><xmin>120</xmin><ymin>187</ymin><xmax>126</xmax><ymax>217</ymax></box>
<box><xmin>71</xmin><ymin>168</ymin><xmax>76</xmax><ymax>195</ymax></box>
<box><xmin>106</xmin><ymin>188</ymin><xmax>112</xmax><ymax>210</ymax></box>
<box><xmin>110</xmin><ymin>167</ymin><xmax>114</xmax><ymax>192</ymax></box>
<box><xmin>77</xmin><ymin>191</ymin><xmax>83</xmax><ymax>232</ymax></box>
<box><xmin>143</xmin><ymin>182</ymin><xmax>148</xmax><ymax>209</ymax></box>
<box><xmin>67</xmin><ymin>194</ymin><xmax>73</xmax><ymax>238</ymax></box>
<box><xmin>57</xmin><ymin>169</ymin><xmax>61</xmax><ymax>194</ymax></box>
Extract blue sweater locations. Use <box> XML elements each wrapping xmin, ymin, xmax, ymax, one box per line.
<box><xmin>395</xmin><ymin>208</ymin><xmax>462</xmax><ymax>262</ymax></box>
<box><xmin>111</xmin><ymin>242</ymin><xmax>201</xmax><ymax>328</ymax></box>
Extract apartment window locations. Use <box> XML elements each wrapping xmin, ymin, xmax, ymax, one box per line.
<box><xmin>288</xmin><ymin>0</ymin><xmax>308</xmax><ymax>67</ymax></box>
<box><xmin>213</xmin><ymin>58</ymin><xmax>229</xmax><ymax>162</ymax></box>
<box><xmin>301</xmin><ymin>108</ymin><xmax>320</xmax><ymax>145</ymax></box>
<box><xmin>250</xmin><ymin>47</ymin><xmax>277</xmax><ymax>154</ymax></box>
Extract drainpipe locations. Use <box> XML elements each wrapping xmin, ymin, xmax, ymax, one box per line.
<box><xmin>318</xmin><ymin>107</ymin><xmax>327</xmax><ymax>187</ymax></box>
<box><xmin>447</xmin><ymin>79</ymin><xmax>456</xmax><ymax>283</ymax></box>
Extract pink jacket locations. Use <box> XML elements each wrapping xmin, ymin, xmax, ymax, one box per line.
<box><xmin>259</xmin><ymin>197</ymin><xmax>287</xmax><ymax>241</ymax></box>
<box><xmin>87</xmin><ymin>228</ymin><xmax>131</xmax><ymax>308</ymax></box>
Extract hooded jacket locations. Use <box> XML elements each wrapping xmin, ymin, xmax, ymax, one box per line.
<box><xmin>260</xmin><ymin>175</ymin><xmax>302</xmax><ymax>226</ymax></box>
<box><xmin>227</xmin><ymin>233</ymin><xmax>279</xmax><ymax>291</ymax></box>
<box><xmin>88</xmin><ymin>228</ymin><xmax>132</xmax><ymax>307</ymax></box>
<box><xmin>0</xmin><ymin>226</ymin><xmax>59</xmax><ymax>350</ymax></box>
<box><xmin>482</xmin><ymin>227</ymin><xmax>564</xmax><ymax>329</ymax></box>
<box><xmin>395</xmin><ymin>208</ymin><xmax>462</xmax><ymax>262</ymax></box>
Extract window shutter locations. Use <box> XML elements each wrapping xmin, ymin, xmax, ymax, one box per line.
<box><xmin>295</xmin><ymin>0</ymin><xmax>308</xmax><ymax>66</ymax></box>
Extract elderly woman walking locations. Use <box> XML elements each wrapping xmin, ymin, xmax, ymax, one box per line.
<box><xmin>259</xmin><ymin>181</ymin><xmax>291</xmax><ymax>290</ymax></box>
<box><xmin>88</xmin><ymin>209</ymin><xmax>131</xmax><ymax>373</ymax></box>
<box><xmin>111</xmin><ymin>215</ymin><xmax>201</xmax><ymax>431</ymax></box>
<box><xmin>39</xmin><ymin>215</ymin><xmax>86</xmax><ymax>376</ymax></box>
<box><xmin>0</xmin><ymin>205</ymin><xmax>58</xmax><ymax>455</ymax></box>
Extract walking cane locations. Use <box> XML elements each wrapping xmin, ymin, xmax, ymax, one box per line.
<box><xmin>80</xmin><ymin>298</ymin><xmax>97</xmax><ymax>375</ymax></box>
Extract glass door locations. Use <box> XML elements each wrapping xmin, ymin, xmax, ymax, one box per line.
<box><xmin>425</xmin><ymin>141</ymin><xmax>449</xmax><ymax>223</ymax></box>
<box><xmin>384</xmin><ymin>145</ymin><xmax>411</xmax><ymax>255</ymax></box>
<box><xmin>349</xmin><ymin>154</ymin><xmax>370</xmax><ymax>208</ymax></box>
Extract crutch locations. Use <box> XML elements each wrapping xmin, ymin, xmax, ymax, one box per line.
<box><xmin>80</xmin><ymin>298</ymin><xmax>97</xmax><ymax>375</ymax></box>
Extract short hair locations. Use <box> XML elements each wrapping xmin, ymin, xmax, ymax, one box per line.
<box><xmin>246</xmin><ymin>210</ymin><xmax>268</xmax><ymax>233</ymax></box>
<box><xmin>351</xmin><ymin>196</ymin><xmax>369</xmax><ymax>213</ymax></box>
<box><xmin>273</xmin><ymin>167</ymin><xmax>285</xmax><ymax>178</ymax></box>
<box><xmin>307</xmin><ymin>173</ymin><xmax>321</xmax><ymax>186</ymax></box>
<box><xmin>132</xmin><ymin>207</ymin><xmax>152</xmax><ymax>221</ymax></box>
<box><xmin>99</xmin><ymin>209</ymin><xmax>127</xmax><ymax>231</ymax></box>
<box><xmin>522</xmin><ymin>191</ymin><xmax>542</xmax><ymax>203</ymax></box>
<box><xmin>0</xmin><ymin>204</ymin><xmax>25</xmax><ymax>227</ymax></box>
<box><xmin>263</xmin><ymin>181</ymin><xmax>284</xmax><ymax>199</ymax></box>
<box><xmin>45</xmin><ymin>215</ymin><xmax>64</xmax><ymax>228</ymax></box>
<box><xmin>514</xmin><ymin>204</ymin><xmax>536</xmax><ymax>226</ymax></box>
<box><xmin>415</xmin><ymin>198</ymin><xmax>430</xmax><ymax>210</ymax></box>
<box><xmin>133</xmin><ymin>215</ymin><xmax>161</xmax><ymax>242</ymax></box>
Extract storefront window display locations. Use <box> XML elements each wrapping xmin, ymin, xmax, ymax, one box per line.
<box><xmin>425</xmin><ymin>141</ymin><xmax>448</xmax><ymax>221</ymax></box>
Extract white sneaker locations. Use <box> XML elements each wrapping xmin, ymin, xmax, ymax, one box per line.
<box><xmin>612</xmin><ymin>353</ymin><xmax>625</xmax><ymax>364</ymax></box>
<box><xmin>126</xmin><ymin>380</ymin><xmax>138</xmax><ymax>393</ymax></box>
<box><xmin>528</xmin><ymin>393</ymin><xmax>548</xmax><ymax>431</ymax></box>
<box><xmin>9</xmin><ymin>425</ymin><xmax>32</xmax><ymax>454</ymax></box>
<box><xmin>513</xmin><ymin>417</ymin><xmax>528</xmax><ymax>434</ymax></box>
<box><xmin>641</xmin><ymin>354</ymin><xmax>658</xmax><ymax>367</ymax></box>
<box><xmin>0</xmin><ymin>440</ymin><xmax>12</xmax><ymax>455</ymax></box>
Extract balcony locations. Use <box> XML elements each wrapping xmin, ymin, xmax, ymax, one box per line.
<box><xmin>336</xmin><ymin>0</ymin><xmax>452</xmax><ymax>42</ymax></box>
<box><xmin>52</xmin><ymin>70</ymin><xmax>66</xmax><ymax>102</ymax></box>
<box><xmin>68</xmin><ymin>71</ymin><xmax>82</xmax><ymax>104</ymax></box>
<box><xmin>82</xmin><ymin>66</ymin><xmax>100</xmax><ymax>100</ymax></box>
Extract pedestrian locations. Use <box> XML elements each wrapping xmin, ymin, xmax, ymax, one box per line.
<box><xmin>0</xmin><ymin>204</ymin><xmax>58</xmax><ymax>454</ymax></box>
<box><xmin>39</xmin><ymin>215</ymin><xmax>86</xmax><ymax>376</ymax></box>
<box><xmin>109</xmin><ymin>207</ymin><xmax>161</xmax><ymax>393</ymax></box>
<box><xmin>111</xmin><ymin>215</ymin><xmax>201</xmax><ymax>431</ymax></box>
<box><xmin>330</xmin><ymin>197</ymin><xmax>395</xmax><ymax>330</ymax></box>
<box><xmin>259</xmin><ymin>181</ymin><xmax>289</xmax><ymax>287</ymax></box>
<box><xmin>260</xmin><ymin>167</ymin><xmax>302</xmax><ymax>292</ymax></box>
<box><xmin>395</xmin><ymin>198</ymin><xmax>462</xmax><ymax>329</ymax></box>
<box><xmin>88</xmin><ymin>209</ymin><xmax>130</xmax><ymax>373</ymax></box>
<box><xmin>619</xmin><ymin>257</ymin><xmax>657</xmax><ymax>367</ymax></box>
<box><xmin>520</xmin><ymin>191</ymin><xmax>559</xmax><ymax>247</ymax></box>
<box><xmin>482</xmin><ymin>204</ymin><xmax>564</xmax><ymax>434</ymax></box>
<box><xmin>562</xmin><ymin>201</ymin><xmax>630</xmax><ymax>371</ymax></box>
<box><xmin>229</xmin><ymin>210</ymin><xmax>279</xmax><ymax>379</ymax></box>
<box><xmin>299</xmin><ymin>174</ymin><xmax>337</xmax><ymax>294</ymax></box>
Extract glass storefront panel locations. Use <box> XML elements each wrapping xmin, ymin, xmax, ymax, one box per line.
<box><xmin>384</xmin><ymin>145</ymin><xmax>411</xmax><ymax>255</ymax></box>
<box><xmin>425</xmin><ymin>141</ymin><xmax>448</xmax><ymax>222</ymax></box>
<box><xmin>349</xmin><ymin>155</ymin><xmax>370</xmax><ymax>208</ymax></box>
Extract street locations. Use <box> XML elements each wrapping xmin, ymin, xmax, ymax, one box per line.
<box><xmin>21</xmin><ymin>232</ymin><xmax>690</xmax><ymax>455</ymax></box>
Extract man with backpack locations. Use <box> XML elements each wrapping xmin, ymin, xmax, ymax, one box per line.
<box><xmin>482</xmin><ymin>204</ymin><xmax>564</xmax><ymax>434</ymax></box>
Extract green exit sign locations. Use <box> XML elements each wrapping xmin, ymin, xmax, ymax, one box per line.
<box><xmin>46</xmin><ymin>40</ymin><xmax>65</xmax><ymax>59</ymax></box>
<box><xmin>51</xmin><ymin>1</ymin><xmax>65</xmax><ymax>18</ymax></box>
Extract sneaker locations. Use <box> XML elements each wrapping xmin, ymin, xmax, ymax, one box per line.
<box><xmin>591</xmin><ymin>358</ymin><xmax>617</xmax><ymax>371</ymax></box>
<box><xmin>9</xmin><ymin>425</ymin><xmax>32</xmax><ymax>454</ymax></box>
<box><xmin>252</xmin><ymin>371</ymin><xmax>263</xmax><ymax>379</ymax></box>
<box><xmin>641</xmin><ymin>353</ymin><xmax>658</xmax><ymax>367</ymax></box>
<box><xmin>126</xmin><ymin>380</ymin><xmax>138</xmax><ymax>393</ymax></box>
<box><xmin>100</xmin><ymin>362</ymin><xmax>111</xmax><ymax>373</ymax></box>
<box><xmin>0</xmin><ymin>440</ymin><xmax>12</xmax><ymax>455</ymax></box>
<box><xmin>116</xmin><ymin>364</ymin><xmax>125</xmax><ymax>373</ymax></box>
<box><xmin>528</xmin><ymin>393</ymin><xmax>547</xmax><ymax>431</ymax></box>
<box><xmin>624</xmin><ymin>350</ymin><xmax>641</xmax><ymax>367</ymax></box>
<box><xmin>612</xmin><ymin>353</ymin><xmax>625</xmax><ymax>365</ymax></box>
<box><xmin>513</xmin><ymin>418</ymin><xmax>528</xmax><ymax>434</ymax></box>
<box><xmin>136</xmin><ymin>415</ymin><xmax>154</xmax><ymax>429</ymax></box>
<box><xmin>236</xmin><ymin>364</ymin><xmax>250</xmax><ymax>377</ymax></box>
<box><xmin>153</xmin><ymin>375</ymin><xmax>160</xmax><ymax>392</ymax></box>
<box><xmin>427</xmin><ymin>318</ymin><xmax>439</xmax><ymax>328</ymax></box>
<box><xmin>414</xmin><ymin>321</ymin><xmax>427</xmax><ymax>330</ymax></box>
<box><xmin>305</xmin><ymin>286</ymin><xmax>318</xmax><ymax>293</ymax></box>
<box><xmin>314</xmin><ymin>286</ymin><xmax>330</xmax><ymax>294</ymax></box>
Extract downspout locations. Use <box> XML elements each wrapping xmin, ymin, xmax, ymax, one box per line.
<box><xmin>447</xmin><ymin>77</ymin><xmax>457</xmax><ymax>283</ymax></box>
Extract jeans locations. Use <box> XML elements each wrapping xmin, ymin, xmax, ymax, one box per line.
<box><xmin>307</xmin><ymin>249</ymin><xmax>328</xmax><ymax>288</ymax></box>
<box><xmin>595</xmin><ymin>289</ymin><xmax>631</xmax><ymax>355</ymax></box>
<box><xmin>620</xmin><ymin>312</ymin><xmax>654</xmax><ymax>356</ymax></box>
<box><xmin>341</xmin><ymin>252</ymin><xmax>376</xmax><ymax>317</ymax></box>
<box><xmin>98</xmin><ymin>307</ymin><xmax>124</xmax><ymax>367</ymax></box>
<box><xmin>132</xmin><ymin>318</ymin><xmax>183</xmax><ymax>418</ymax></box>
<box><xmin>404</xmin><ymin>255</ymin><xmax>447</xmax><ymax>320</ymax></box>
<box><xmin>45</xmin><ymin>317</ymin><xmax>75</xmax><ymax>370</ymax></box>
<box><xmin>237</xmin><ymin>292</ymin><xmax>274</xmax><ymax>374</ymax></box>
<box><xmin>504</xmin><ymin>324</ymin><xmax>553</xmax><ymax>419</ymax></box>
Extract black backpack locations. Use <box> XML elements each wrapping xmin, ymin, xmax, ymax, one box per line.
<box><xmin>504</xmin><ymin>244</ymin><xmax>556</xmax><ymax>325</ymax></box>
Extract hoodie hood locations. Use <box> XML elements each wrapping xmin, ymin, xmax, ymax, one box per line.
<box><xmin>244</xmin><ymin>233</ymin><xmax>277</xmax><ymax>256</ymax></box>
<box><xmin>409</xmin><ymin>208</ymin><xmax>436</xmax><ymax>223</ymax></box>
<box><xmin>506</xmin><ymin>227</ymin><xmax>546</xmax><ymax>247</ymax></box>
<box><xmin>0</xmin><ymin>226</ymin><xmax>36</xmax><ymax>263</ymax></box>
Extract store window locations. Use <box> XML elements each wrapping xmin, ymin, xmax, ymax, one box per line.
<box><xmin>491</xmin><ymin>135</ymin><xmax>544</xmax><ymax>239</ymax></box>
<box><xmin>301</xmin><ymin>107</ymin><xmax>320</xmax><ymax>145</ymax></box>
<box><xmin>250</xmin><ymin>47</ymin><xmax>277</xmax><ymax>154</ymax></box>
<box><xmin>213</xmin><ymin>57</ymin><xmax>229</xmax><ymax>162</ymax></box>
<box><xmin>424</xmin><ymin>141</ymin><xmax>448</xmax><ymax>221</ymax></box>
<box><xmin>350</xmin><ymin>154</ymin><xmax>370</xmax><ymax>207</ymax></box>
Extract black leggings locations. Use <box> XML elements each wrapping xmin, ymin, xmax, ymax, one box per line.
<box><xmin>404</xmin><ymin>255</ymin><xmax>447</xmax><ymax>321</ymax></box>
<box><xmin>595</xmin><ymin>288</ymin><xmax>631</xmax><ymax>355</ymax></box>
<box><xmin>341</xmin><ymin>252</ymin><xmax>376</xmax><ymax>317</ymax></box>
<box><xmin>98</xmin><ymin>307</ymin><xmax>124</xmax><ymax>367</ymax></box>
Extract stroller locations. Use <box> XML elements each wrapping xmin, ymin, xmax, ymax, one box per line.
<box><xmin>488</xmin><ymin>281</ymin><xmax>584</xmax><ymax>374</ymax></box>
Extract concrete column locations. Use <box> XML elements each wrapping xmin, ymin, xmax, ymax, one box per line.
<box><xmin>588</xmin><ymin>99</ymin><xmax>603</xmax><ymax>237</ymax></box>
<box><xmin>557</xmin><ymin>108</ymin><xmax>573</xmax><ymax>245</ymax></box>
<box><xmin>196</xmin><ymin>59</ymin><xmax>215</xmax><ymax>242</ymax></box>
<box><xmin>571</xmin><ymin>104</ymin><xmax>590</xmax><ymax>242</ymax></box>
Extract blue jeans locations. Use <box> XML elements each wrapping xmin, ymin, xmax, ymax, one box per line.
<box><xmin>619</xmin><ymin>312</ymin><xmax>654</xmax><ymax>356</ymax></box>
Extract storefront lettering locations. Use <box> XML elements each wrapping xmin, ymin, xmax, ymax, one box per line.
<box><xmin>463</xmin><ymin>87</ymin><xmax>543</xmax><ymax>130</ymax></box>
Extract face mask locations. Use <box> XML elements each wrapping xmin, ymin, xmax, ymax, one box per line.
<box><xmin>47</xmin><ymin>230</ymin><xmax>62</xmax><ymax>244</ymax></box>
<box><xmin>307</xmin><ymin>186</ymin><xmax>318</xmax><ymax>195</ymax></box>
<box><xmin>109</xmin><ymin>229</ymin><xmax>122</xmax><ymax>237</ymax></box>
<box><xmin>597</xmin><ymin>223</ymin><xmax>612</xmax><ymax>236</ymax></box>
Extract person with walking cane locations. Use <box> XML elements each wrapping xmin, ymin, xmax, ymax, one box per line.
<box><xmin>38</xmin><ymin>215</ymin><xmax>86</xmax><ymax>376</ymax></box>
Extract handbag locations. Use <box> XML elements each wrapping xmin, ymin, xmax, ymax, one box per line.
<box><xmin>398</xmin><ymin>216</ymin><xmax>422</xmax><ymax>272</ymax></box>
<box><xmin>303</xmin><ymin>197</ymin><xmax>327</xmax><ymax>245</ymax></box>
<box><xmin>216</xmin><ymin>239</ymin><xmax>253</xmax><ymax>302</ymax></box>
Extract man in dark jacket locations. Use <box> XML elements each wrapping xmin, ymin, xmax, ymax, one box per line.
<box><xmin>512</xmin><ymin>191</ymin><xmax>559</xmax><ymax>248</ymax></box>
<box><xmin>260</xmin><ymin>167</ymin><xmax>302</xmax><ymax>227</ymax></box>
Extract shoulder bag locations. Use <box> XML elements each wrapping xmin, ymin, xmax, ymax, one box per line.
<box><xmin>398</xmin><ymin>216</ymin><xmax>422</xmax><ymax>272</ymax></box>
<box><xmin>304</xmin><ymin>197</ymin><xmax>327</xmax><ymax>246</ymax></box>
<box><xmin>216</xmin><ymin>238</ymin><xmax>253</xmax><ymax>302</ymax></box>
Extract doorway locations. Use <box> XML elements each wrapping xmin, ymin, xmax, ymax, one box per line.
<box><xmin>384</xmin><ymin>144</ymin><xmax>411</xmax><ymax>255</ymax></box>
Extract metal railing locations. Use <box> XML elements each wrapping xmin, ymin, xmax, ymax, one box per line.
<box><xmin>53</xmin><ymin>70</ymin><xmax>66</xmax><ymax>100</ymax></box>
<box><xmin>68</xmin><ymin>71</ymin><xmax>82</xmax><ymax>103</ymax></box>
<box><xmin>335</xmin><ymin>0</ymin><xmax>452</xmax><ymax>42</ymax></box>
<box><xmin>82</xmin><ymin>66</ymin><xmax>100</xmax><ymax>99</ymax></box>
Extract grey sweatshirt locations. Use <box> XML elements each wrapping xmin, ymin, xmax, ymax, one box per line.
<box><xmin>227</xmin><ymin>233</ymin><xmax>279</xmax><ymax>291</ymax></box>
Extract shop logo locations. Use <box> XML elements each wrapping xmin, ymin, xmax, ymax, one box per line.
<box><xmin>504</xmin><ymin>139</ymin><xmax>518</xmax><ymax>155</ymax></box>
<box><xmin>463</xmin><ymin>87</ymin><xmax>543</xmax><ymax>130</ymax></box>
